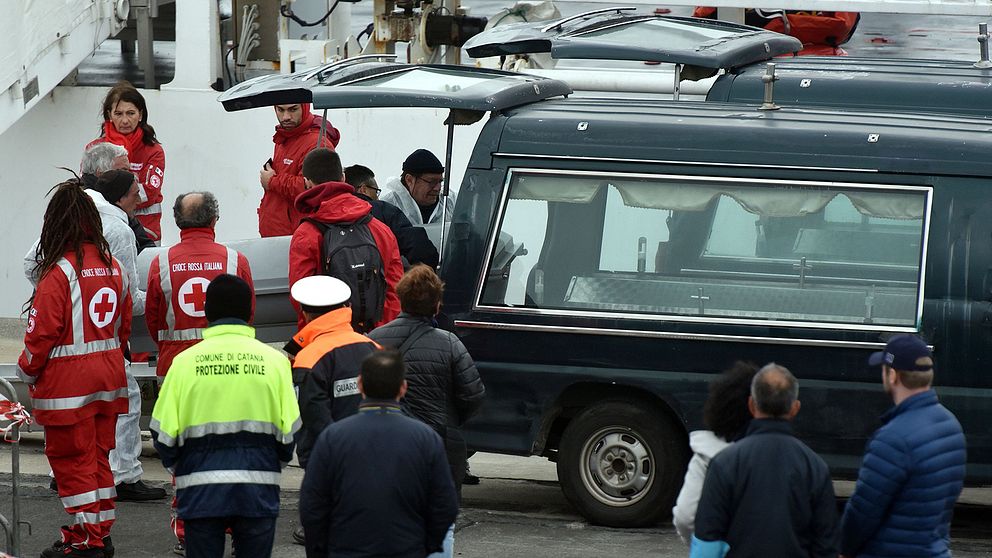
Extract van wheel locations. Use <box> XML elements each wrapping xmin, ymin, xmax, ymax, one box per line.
<box><xmin>557</xmin><ymin>400</ymin><xmax>687</xmax><ymax>528</ymax></box>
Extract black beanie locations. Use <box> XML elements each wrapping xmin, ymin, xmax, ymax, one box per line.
<box><xmin>205</xmin><ymin>274</ymin><xmax>252</xmax><ymax>323</ymax></box>
<box><xmin>402</xmin><ymin>149</ymin><xmax>443</xmax><ymax>174</ymax></box>
<box><xmin>92</xmin><ymin>169</ymin><xmax>135</xmax><ymax>204</ymax></box>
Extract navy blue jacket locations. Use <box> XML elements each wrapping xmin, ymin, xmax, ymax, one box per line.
<box><xmin>694</xmin><ymin>419</ymin><xmax>839</xmax><ymax>558</ymax></box>
<box><xmin>840</xmin><ymin>390</ymin><xmax>966</xmax><ymax>558</ymax></box>
<box><xmin>300</xmin><ymin>399</ymin><xmax>458</xmax><ymax>558</ymax></box>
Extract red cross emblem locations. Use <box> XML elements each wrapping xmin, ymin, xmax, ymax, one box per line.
<box><xmin>88</xmin><ymin>288</ymin><xmax>118</xmax><ymax>328</ymax></box>
<box><xmin>178</xmin><ymin>277</ymin><xmax>210</xmax><ymax>318</ymax></box>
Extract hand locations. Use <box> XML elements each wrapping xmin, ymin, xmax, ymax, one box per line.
<box><xmin>260</xmin><ymin>163</ymin><xmax>276</xmax><ymax>190</ymax></box>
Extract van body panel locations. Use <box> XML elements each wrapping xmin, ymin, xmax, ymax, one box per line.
<box><xmin>441</xmin><ymin>99</ymin><xmax>992</xmax><ymax>491</ymax></box>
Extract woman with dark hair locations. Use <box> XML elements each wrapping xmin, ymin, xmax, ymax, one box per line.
<box><xmin>19</xmin><ymin>178</ymin><xmax>132</xmax><ymax>558</ymax></box>
<box><xmin>672</xmin><ymin>360</ymin><xmax>758</xmax><ymax>545</ymax></box>
<box><xmin>88</xmin><ymin>81</ymin><xmax>166</xmax><ymax>244</ymax></box>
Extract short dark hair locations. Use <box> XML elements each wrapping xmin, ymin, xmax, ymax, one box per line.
<box><xmin>361</xmin><ymin>349</ymin><xmax>406</xmax><ymax>399</ymax></box>
<box><xmin>704</xmin><ymin>361</ymin><xmax>758</xmax><ymax>440</ymax></box>
<box><xmin>396</xmin><ymin>265</ymin><xmax>444</xmax><ymax>316</ymax></box>
<box><xmin>344</xmin><ymin>164</ymin><xmax>375</xmax><ymax>190</ymax></box>
<box><xmin>205</xmin><ymin>274</ymin><xmax>252</xmax><ymax>323</ymax></box>
<box><xmin>173</xmin><ymin>192</ymin><xmax>219</xmax><ymax>229</ymax></box>
<box><xmin>751</xmin><ymin>363</ymin><xmax>799</xmax><ymax>418</ymax></box>
<box><xmin>302</xmin><ymin>148</ymin><xmax>343</xmax><ymax>184</ymax></box>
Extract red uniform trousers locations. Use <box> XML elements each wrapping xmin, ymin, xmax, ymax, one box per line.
<box><xmin>46</xmin><ymin>412</ymin><xmax>118</xmax><ymax>550</ymax></box>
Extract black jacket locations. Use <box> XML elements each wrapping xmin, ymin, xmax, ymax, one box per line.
<box><xmin>300</xmin><ymin>400</ymin><xmax>458</xmax><ymax>558</ymax></box>
<box><xmin>694</xmin><ymin>419</ymin><xmax>839</xmax><ymax>558</ymax></box>
<box><xmin>368</xmin><ymin>314</ymin><xmax>485</xmax><ymax>435</ymax></box>
<box><xmin>356</xmin><ymin>192</ymin><xmax>439</xmax><ymax>268</ymax></box>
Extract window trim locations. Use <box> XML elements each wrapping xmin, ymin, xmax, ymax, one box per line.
<box><xmin>473</xmin><ymin>167</ymin><xmax>933</xmax><ymax>333</ymax></box>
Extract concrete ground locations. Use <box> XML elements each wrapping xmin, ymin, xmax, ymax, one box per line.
<box><xmin>0</xmin><ymin>433</ymin><xmax>989</xmax><ymax>557</ymax></box>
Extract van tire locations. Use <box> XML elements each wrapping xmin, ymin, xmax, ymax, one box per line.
<box><xmin>557</xmin><ymin>400</ymin><xmax>687</xmax><ymax>528</ymax></box>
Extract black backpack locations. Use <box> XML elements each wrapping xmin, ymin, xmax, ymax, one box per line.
<box><xmin>305</xmin><ymin>215</ymin><xmax>387</xmax><ymax>333</ymax></box>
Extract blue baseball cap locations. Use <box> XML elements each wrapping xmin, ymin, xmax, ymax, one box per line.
<box><xmin>868</xmin><ymin>335</ymin><xmax>933</xmax><ymax>371</ymax></box>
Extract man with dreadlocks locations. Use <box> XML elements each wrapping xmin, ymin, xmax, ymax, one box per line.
<box><xmin>17</xmin><ymin>178</ymin><xmax>132</xmax><ymax>558</ymax></box>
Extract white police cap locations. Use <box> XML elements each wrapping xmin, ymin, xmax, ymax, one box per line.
<box><xmin>291</xmin><ymin>276</ymin><xmax>351</xmax><ymax>307</ymax></box>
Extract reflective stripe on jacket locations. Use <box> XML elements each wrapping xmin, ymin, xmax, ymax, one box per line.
<box><xmin>17</xmin><ymin>245</ymin><xmax>131</xmax><ymax>425</ymax></box>
<box><xmin>150</xmin><ymin>322</ymin><xmax>300</xmax><ymax>519</ymax></box>
<box><xmin>145</xmin><ymin>228</ymin><xmax>254</xmax><ymax>376</ymax></box>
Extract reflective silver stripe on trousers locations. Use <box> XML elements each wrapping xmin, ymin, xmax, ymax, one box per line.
<box><xmin>175</xmin><ymin>470</ymin><xmax>281</xmax><ymax>489</ymax></box>
<box><xmin>176</xmin><ymin>419</ymin><xmax>301</xmax><ymax>445</ymax></box>
<box><xmin>134</xmin><ymin>203</ymin><xmax>162</xmax><ymax>216</ymax></box>
<box><xmin>73</xmin><ymin>509</ymin><xmax>116</xmax><ymax>525</ymax></box>
<box><xmin>33</xmin><ymin>388</ymin><xmax>129</xmax><ymax>411</ymax></box>
<box><xmin>49</xmin><ymin>338</ymin><xmax>121</xmax><ymax>358</ymax></box>
<box><xmin>61</xmin><ymin>487</ymin><xmax>116</xmax><ymax>508</ymax></box>
<box><xmin>157</xmin><ymin>328</ymin><xmax>203</xmax><ymax>342</ymax></box>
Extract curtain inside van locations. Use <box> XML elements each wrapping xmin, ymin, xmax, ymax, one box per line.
<box><xmin>510</xmin><ymin>174</ymin><xmax>925</xmax><ymax>219</ymax></box>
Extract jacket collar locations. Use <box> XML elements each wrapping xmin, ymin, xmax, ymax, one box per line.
<box><xmin>744</xmin><ymin>418</ymin><xmax>795</xmax><ymax>437</ymax></box>
<box><xmin>359</xmin><ymin>399</ymin><xmax>403</xmax><ymax>414</ymax></box>
<box><xmin>86</xmin><ymin>188</ymin><xmax>127</xmax><ymax>223</ymax></box>
<box><xmin>202</xmin><ymin>321</ymin><xmax>255</xmax><ymax>339</ymax></box>
<box><xmin>881</xmin><ymin>389</ymin><xmax>938</xmax><ymax>424</ymax></box>
<box><xmin>179</xmin><ymin>227</ymin><xmax>216</xmax><ymax>243</ymax></box>
<box><xmin>292</xmin><ymin>306</ymin><xmax>355</xmax><ymax>348</ymax></box>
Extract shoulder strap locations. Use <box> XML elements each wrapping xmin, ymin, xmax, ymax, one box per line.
<box><xmin>398</xmin><ymin>322</ymin><xmax>432</xmax><ymax>355</ymax></box>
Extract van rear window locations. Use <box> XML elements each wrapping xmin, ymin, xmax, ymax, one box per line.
<box><xmin>478</xmin><ymin>170</ymin><xmax>929</xmax><ymax>330</ymax></box>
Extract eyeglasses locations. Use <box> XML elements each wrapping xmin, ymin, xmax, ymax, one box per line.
<box><xmin>415</xmin><ymin>176</ymin><xmax>444</xmax><ymax>188</ymax></box>
<box><xmin>364</xmin><ymin>184</ymin><xmax>382</xmax><ymax>194</ymax></box>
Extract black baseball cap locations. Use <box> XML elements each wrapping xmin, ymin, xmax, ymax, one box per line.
<box><xmin>868</xmin><ymin>335</ymin><xmax>933</xmax><ymax>371</ymax></box>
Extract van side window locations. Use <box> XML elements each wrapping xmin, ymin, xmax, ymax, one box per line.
<box><xmin>479</xmin><ymin>170</ymin><xmax>929</xmax><ymax>329</ymax></box>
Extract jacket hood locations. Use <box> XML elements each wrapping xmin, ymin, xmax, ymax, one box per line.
<box><xmin>294</xmin><ymin>181</ymin><xmax>371</xmax><ymax>223</ymax></box>
<box><xmin>689</xmin><ymin>430</ymin><xmax>731</xmax><ymax>458</ymax></box>
<box><xmin>86</xmin><ymin>188</ymin><xmax>127</xmax><ymax>223</ymax></box>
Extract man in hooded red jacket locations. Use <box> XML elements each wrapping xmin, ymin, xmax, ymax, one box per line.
<box><xmin>289</xmin><ymin>148</ymin><xmax>402</xmax><ymax>331</ymax></box>
<box><xmin>259</xmin><ymin>103</ymin><xmax>341</xmax><ymax>238</ymax></box>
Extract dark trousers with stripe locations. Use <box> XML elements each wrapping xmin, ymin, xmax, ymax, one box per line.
<box><xmin>184</xmin><ymin>516</ymin><xmax>276</xmax><ymax>558</ymax></box>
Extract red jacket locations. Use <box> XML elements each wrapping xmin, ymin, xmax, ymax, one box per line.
<box><xmin>145</xmin><ymin>227</ymin><xmax>254</xmax><ymax>376</ymax></box>
<box><xmin>289</xmin><ymin>181</ymin><xmax>402</xmax><ymax>330</ymax></box>
<box><xmin>17</xmin><ymin>243</ymin><xmax>131</xmax><ymax>426</ymax></box>
<box><xmin>88</xmin><ymin>132</ymin><xmax>167</xmax><ymax>243</ymax></box>
<box><xmin>260</xmin><ymin>106</ymin><xmax>341</xmax><ymax>238</ymax></box>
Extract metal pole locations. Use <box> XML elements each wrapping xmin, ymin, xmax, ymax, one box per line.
<box><xmin>318</xmin><ymin>108</ymin><xmax>328</xmax><ymax>148</ymax></box>
<box><xmin>673</xmin><ymin>63</ymin><xmax>681</xmax><ymax>101</ymax></box>
<box><xmin>0</xmin><ymin>377</ymin><xmax>22</xmax><ymax>556</ymax></box>
<box><xmin>439</xmin><ymin>116</ymin><xmax>455</xmax><ymax>268</ymax></box>
<box><xmin>976</xmin><ymin>23</ymin><xmax>992</xmax><ymax>68</ymax></box>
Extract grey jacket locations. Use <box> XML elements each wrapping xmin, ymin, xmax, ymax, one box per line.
<box><xmin>368</xmin><ymin>313</ymin><xmax>485</xmax><ymax>435</ymax></box>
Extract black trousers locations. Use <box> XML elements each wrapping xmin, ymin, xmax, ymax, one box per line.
<box><xmin>184</xmin><ymin>515</ymin><xmax>277</xmax><ymax>558</ymax></box>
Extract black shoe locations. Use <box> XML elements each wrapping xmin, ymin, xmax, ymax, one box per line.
<box><xmin>43</xmin><ymin>536</ymin><xmax>112</xmax><ymax>558</ymax></box>
<box><xmin>292</xmin><ymin>526</ymin><xmax>305</xmax><ymax>545</ymax></box>
<box><xmin>41</xmin><ymin>543</ymin><xmax>105</xmax><ymax>557</ymax></box>
<box><xmin>172</xmin><ymin>542</ymin><xmax>185</xmax><ymax>556</ymax></box>
<box><xmin>115</xmin><ymin>480</ymin><xmax>167</xmax><ymax>502</ymax></box>
<box><xmin>464</xmin><ymin>472</ymin><xmax>481</xmax><ymax>485</ymax></box>
<box><xmin>50</xmin><ymin>477</ymin><xmax>58</xmax><ymax>492</ymax></box>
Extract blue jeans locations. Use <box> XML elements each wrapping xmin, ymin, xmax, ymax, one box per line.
<box><xmin>184</xmin><ymin>516</ymin><xmax>276</xmax><ymax>558</ymax></box>
<box><xmin>427</xmin><ymin>525</ymin><xmax>454</xmax><ymax>558</ymax></box>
